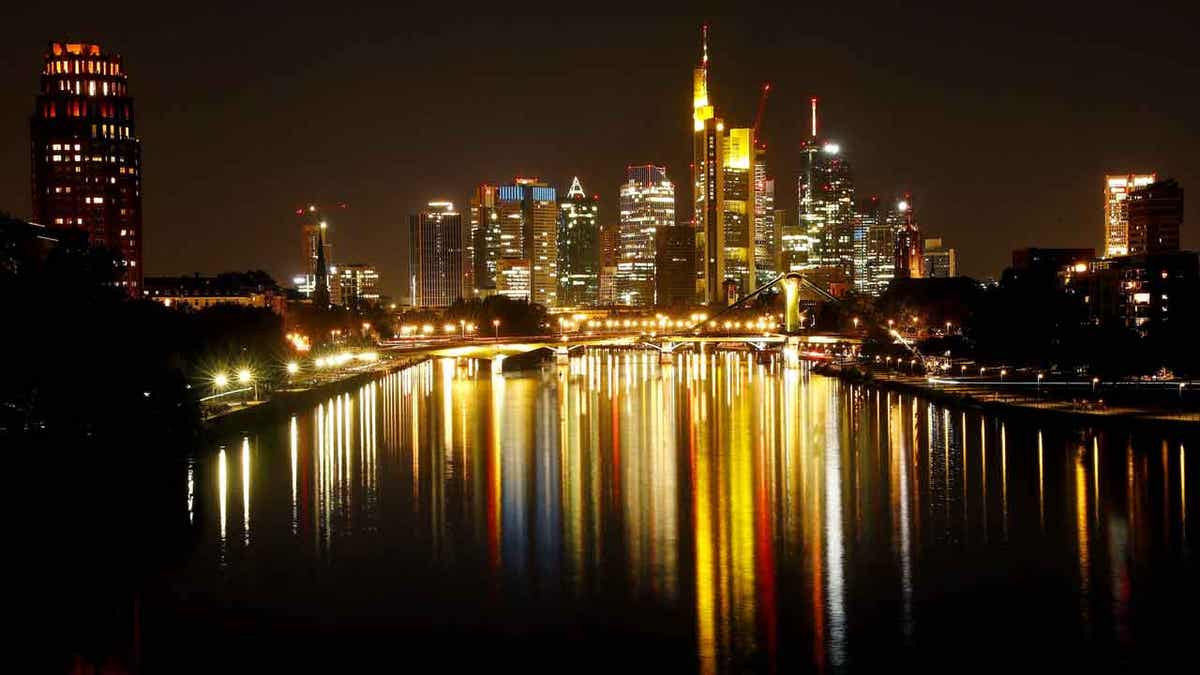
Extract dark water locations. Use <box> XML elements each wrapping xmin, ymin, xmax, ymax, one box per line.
<box><xmin>153</xmin><ymin>351</ymin><xmax>1195</xmax><ymax>672</ymax></box>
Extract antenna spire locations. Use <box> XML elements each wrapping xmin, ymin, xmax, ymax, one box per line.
<box><xmin>702</xmin><ymin>24</ymin><xmax>709</xmax><ymax>68</ymax></box>
<box><xmin>810</xmin><ymin>97</ymin><xmax>818</xmax><ymax>138</ymax></box>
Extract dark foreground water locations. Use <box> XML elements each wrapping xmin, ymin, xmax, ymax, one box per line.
<box><xmin>135</xmin><ymin>352</ymin><xmax>1194</xmax><ymax>672</ymax></box>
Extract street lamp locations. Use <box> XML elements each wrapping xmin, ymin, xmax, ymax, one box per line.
<box><xmin>493</xmin><ymin>319</ymin><xmax>500</xmax><ymax>341</ymax></box>
<box><xmin>852</xmin><ymin>317</ymin><xmax>859</xmax><ymax>330</ymax></box>
<box><xmin>239</xmin><ymin>369</ymin><xmax>258</xmax><ymax>400</ymax></box>
<box><xmin>287</xmin><ymin>361</ymin><xmax>299</xmax><ymax>376</ymax></box>
<box><xmin>214</xmin><ymin>373</ymin><xmax>229</xmax><ymax>390</ymax></box>
<box><xmin>1037</xmin><ymin>372</ymin><xmax>1044</xmax><ymax>396</ymax></box>
<box><xmin>1092</xmin><ymin>376</ymin><xmax>1100</xmax><ymax>393</ymax></box>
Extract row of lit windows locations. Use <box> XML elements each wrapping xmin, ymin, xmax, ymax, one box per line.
<box><xmin>46</xmin><ymin>59</ymin><xmax>122</xmax><ymax>77</ymax></box>
<box><xmin>51</xmin><ymin>79</ymin><xmax>128</xmax><ymax>97</ymax></box>
<box><xmin>41</xmin><ymin>99</ymin><xmax>130</xmax><ymax>120</ymax></box>
<box><xmin>92</xmin><ymin>123</ymin><xmax>131</xmax><ymax>139</ymax></box>
<box><xmin>47</xmin><ymin>152</ymin><xmax>136</xmax><ymax>169</ymax></box>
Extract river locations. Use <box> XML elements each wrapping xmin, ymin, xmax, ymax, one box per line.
<box><xmin>149</xmin><ymin>350</ymin><xmax>1195</xmax><ymax>672</ymax></box>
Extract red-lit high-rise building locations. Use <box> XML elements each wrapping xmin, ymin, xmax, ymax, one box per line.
<box><xmin>31</xmin><ymin>42</ymin><xmax>142</xmax><ymax>294</ymax></box>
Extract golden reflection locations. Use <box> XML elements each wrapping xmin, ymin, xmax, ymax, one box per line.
<box><xmin>187</xmin><ymin>458</ymin><xmax>194</xmax><ymax>526</ymax></box>
<box><xmin>1001</xmin><ymin>423</ymin><xmax>1008</xmax><ymax>540</ymax></box>
<box><xmin>1093</xmin><ymin>437</ymin><xmax>1100</xmax><ymax>527</ymax></box>
<box><xmin>694</xmin><ymin>376</ymin><xmax>716</xmax><ymax>675</ymax></box>
<box><xmin>488</xmin><ymin>371</ymin><xmax>504</xmax><ymax>576</ymax></box>
<box><xmin>218</xmin><ymin>446</ymin><xmax>227</xmax><ymax>545</ymax></box>
<box><xmin>290</xmin><ymin>416</ymin><xmax>298</xmax><ymax>534</ymax></box>
<box><xmin>241</xmin><ymin>437</ymin><xmax>251</xmax><ymax>545</ymax></box>
<box><xmin>980</xmin><ymin>419</ymin><xmax>988</xmax><ymax>541</ymax></box>
<box><xmin>1038</xmin><ymin>431</ymin><xmax>1045</xmax><ymax>532</ymax></box>
<box><xmin>823</xmin><ymin>379</ymin><xmax>847</xmax><ymax>668</ymax></box>
<box><xmin>1076</xmin><ymin>445</ymin><xmax>1091</xmax><ymax>629</ymax></box>
<box><xmin>191</xmin><ymin>350</ymin><xmax>1194</xmax><ymax>672</ymax></box>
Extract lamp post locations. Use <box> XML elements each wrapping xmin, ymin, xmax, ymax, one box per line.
<box><xmin>1092</xmin><ymin>377</ymin><xmax>1100</xmax><ymax>394</ymax></box>
<box><xmin>1037</xmin><ymin>372</ymin><xmax>1043</xmax><ymax>400</ymax></box>
<box><xmin>493</xmin><ymin>319</ymin><xmax>500</xmax><ymax>341</ymax></box>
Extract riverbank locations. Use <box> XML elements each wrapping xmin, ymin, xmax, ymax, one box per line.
<box><xmin>204</xmin><ymin>354</ymin><xmax>430</xmax><ymax>437</ymax></box>
<box><xmin>817</xmin><ymin>363</ymin><xmax>1199</xmax><ymax>433</ymax></box>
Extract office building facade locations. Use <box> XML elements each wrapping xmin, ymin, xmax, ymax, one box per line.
<box><xmin>692</xmin><ymin>26</ymin><xmax>725</xmax><ymax>304</ymax></box>
<box><xmin>617</xmin><ymin>164</ymin><xmax>675</xmax><ymax>306</ymax></box>
<box><xmin>891</xmin><ymin>198</ymin><xmax>923</xmax><ymax>279</ymax></box>
<box><xmin>338</xmin><ymin>263</ymin><xmax>380</xmax><ymax>312</ymax></box>
<box><xmin>922</xmin><ymin>238</ymin><xmax>957</xmax><ymax>278</ymax></box>
<box><xmin>1127</xmin><ymin>179</ymin><xmax>1182</xmax><ymax>255</ymax></box>
<box><xmin>557</xmin><ymin>177</ymin><xmax>600</xmax><ymax>307</ymax></box>
<box><xmin>408</xmin><ymin>201</ymin><xmax>463</xmax><ymax>308</ymax></box>
<box><xmin>31</xmin><ymin>41</ymin><xmax>142</xmax><ymax>294</ymax></box>
<box><xmin>494</xmin><ymin>178</ymin><xmax>558</xmax><ymax>306</ymax></box>
<box><xmin>1103</xmin><ymin>173</ymin><xmax>1156</xmax><ymax>257</ymax></box>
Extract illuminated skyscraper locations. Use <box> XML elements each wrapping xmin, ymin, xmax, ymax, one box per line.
<box><xmin>618</xmin><ymin>164</ymin><xmax>675</xmax><ymax>306</ymax></box>
<box><xmin>494</xmin><ymin>178</ymin><xmax>558</xmax><ymax>306</ymax></box>
<box><xmin>1127</xmin><ymin>178</ymin><xmax>1182</xmax><ymax>255</ymax></box>
<box><xmin>753</xmin><ymin>155</ymin><xmax>777</xmax><ymax>287</ymax></box>
<box><xmin>657</xmin><ymin>222</ymin><xmax>695</xmax><ymax>307</ymax></box>
<box><xmin>891</xmin><ymin>197</ymin><xmax>923</xmax><ymax>279</ymax></box>
<box><xmin>557</xmin><ymin>177</ymin><xmax>600</xmax><ymax>307</ymax></box>
<box><xmin>692</xmin><ymin>25</ymin><xmax>725</xmax><ymax>304</ymax></box>
<box><xmin>853</xmin><ymin>196</ymin><xmax>895</xmax><ymax>295</ymax></box>
<box><xmin>1104</xmin><ymin>173</ymin><xmax>1156</xmax><ymax>257</ymax></box>
<box><xmin>31</xmin><ymin>42</ymin><xmax>142</xmax><ymax>294</ymax></box>
<box><xmin>338</xmin><ymin>263</ymin><xmax>380</xmax><ymax>312</ymax></box>
<box><xmin>798</xmin><ymin>103</ymin><xmax>855</xmax><ymax>284</ymax></box>
<box><xmin>922</xmin><ymin>238</ymin><xmax>957</xmax><ymax>278</ymax></box>
<box><xmin>598</xmin><ymin>221</ymin><xmax>619</xmax><ymax>306</ymax></box>
<box><xmin>723</xmin><ymin>126</ymin><xmax>756</xmax><ymax>295</ymax></box>
<box><xmin>779</xmin><ymin>206</ymin><xmax>810</xmax><ymax>272</ymax></box>
<box><xmin>468</xmin><ymin>183</ymin><xmax>500</xmax><ymax>296</ymax></box>
<box><xmin>408</xmin><ymin>201</ymin><xmax>463</xmax><ymax>308</ymax></box>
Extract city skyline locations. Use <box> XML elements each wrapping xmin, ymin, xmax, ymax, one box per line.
<box><xmin>1</xmin><ymin>8</ymin><xmax>1197</xmax><ymax>299</ymax></box>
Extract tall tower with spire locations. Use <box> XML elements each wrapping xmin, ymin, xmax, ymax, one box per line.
<box><xmin>692</xmin><ymin>24</ymin><xmax>725</xmax><ymax>304</ymax></box>
<box><xmin>557</xmin><ymin>176</ymin><xmax>600</xmax><ymax>307</ymax></box>
<box><xmin>313</xmin><ymin>224</ymin><xmax>331</xmax><ymax>309</ymax></box>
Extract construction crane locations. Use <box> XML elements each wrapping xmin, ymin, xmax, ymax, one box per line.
<box><xmin>752</xmin><ymin>82</ymin><xmax>771</xmax><ymax>148</ymax></box>
<box><xmin>294</xmin><ymin>202</ymin><xmax>349</xmax><ymax>217</ymax></box>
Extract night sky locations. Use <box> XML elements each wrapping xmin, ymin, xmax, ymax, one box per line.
<box><xmin>2</xmin><ymin>3</ymin><xmax>1197</xmax><ymax>299</ymax></box>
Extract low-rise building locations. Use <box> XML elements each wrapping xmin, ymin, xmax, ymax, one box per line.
<box><xmin>1069</xmin><ymin>251</ymin><xmax>1199</xmax><ymax>338</ymax></box>
<box><xmin>144</xmin><ymin>272</ymin><xmax>287</xmax><ymax>315</ymax></box>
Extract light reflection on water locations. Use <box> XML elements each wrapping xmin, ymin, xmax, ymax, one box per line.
<box><xmin>185</xmin><ymin>351</ymin><xmax>1195</xmax><ymax>672</ymax></box>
